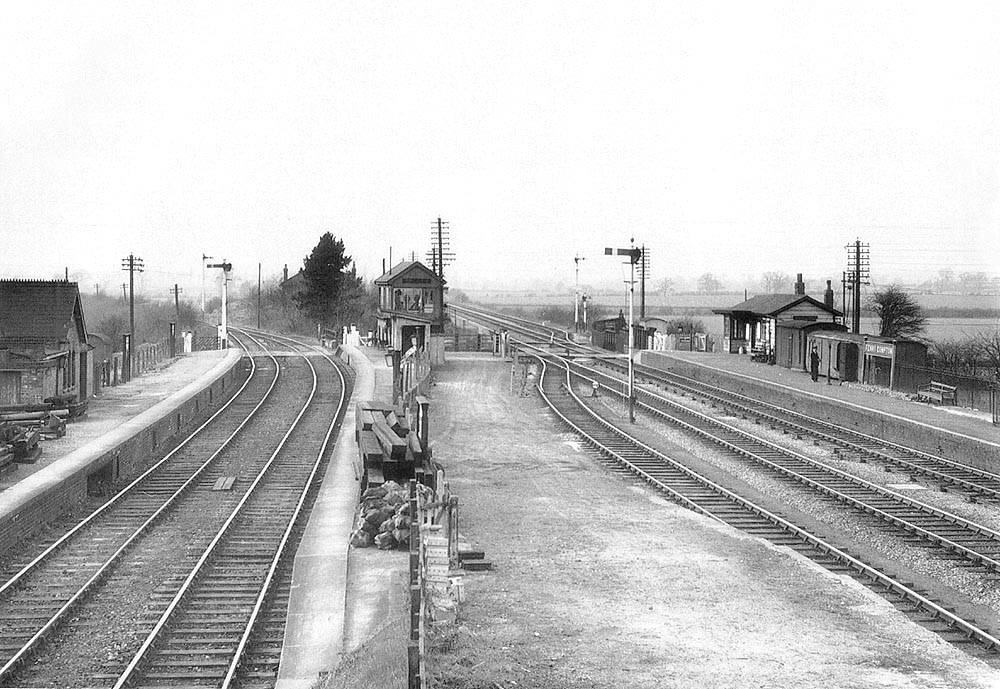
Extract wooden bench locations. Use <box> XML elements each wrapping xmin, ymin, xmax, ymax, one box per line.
<box><xmin>917</xmin><ymin>381</ymin><xmax>957</xmax><ymax>406</ymax></box>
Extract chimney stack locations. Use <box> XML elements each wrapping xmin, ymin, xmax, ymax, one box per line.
<box><xmin>794</xmin><ymin>273</ymin><xmax>805</xmax><ymax>295</ymax></box>
<box><xmin>824</xmin><ymin>279</ymin><xmax>834</xmax><ymax>309</ymax></box>
<box><xmin>283</xmin><ymin>264</ymin><xmax>288</xmax><ymax>282</ymax></box>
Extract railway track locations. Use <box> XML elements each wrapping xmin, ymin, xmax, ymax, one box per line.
<box><xmin>0</xmin><ymin>330</ymin><xmax>350</xmax><ymax>688</ymax></box>
<box><xmin>564</xmin><ymin>357</ymin><xmax>1000</xmax><ymax>570</ymax></box>
<box><xmin>532</xmin><ymin>351</ymin><xmax>1000</xmax><ymax>655</ymax></box>
<box><xmin>621</xmin><ymin>358</ymin><xmax>1000</xmax><ymax>499</ymax></box>
<box><xmin>457</xmin><ymin>303</ymin><xmax>1000</xmax><ymax>502</ymax></box>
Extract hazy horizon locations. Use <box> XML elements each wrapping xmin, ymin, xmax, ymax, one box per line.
<box><xmin>3</xmin><ymin>3</ymin><xmax>999</xmax><ymax>300</ymax></box>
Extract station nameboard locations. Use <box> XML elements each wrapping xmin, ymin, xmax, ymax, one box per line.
<box><xmin>864</xmin><ymin>341</ymin><xmax>895</xmax><ymax>358</ymax></box>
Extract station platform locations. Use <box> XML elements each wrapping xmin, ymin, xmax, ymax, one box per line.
<box><xmin>639</xmin><ymin>349</ymin><xmax>1000</xmax><ymax>467</ymax></box>
<box><xmin>0</xmin><ymin>349</ymin><xmax>244</xmax><ymax>558</ymax></box>
<box><xmin>1</xmin><ymin>340</ymin><xmax>410</xmax><ymax>686</ymax></box>
<box><xmin>0</xmin><ymin>349</ymin><xmax>235</xmax><ymax>494</ymax></box>
<box><xmin>277</xmin><ymin>345</ymin><xmax>405</xmax><ymax>688</ymax></box>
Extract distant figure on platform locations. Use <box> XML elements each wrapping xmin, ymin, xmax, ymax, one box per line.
<box><xmin>809</xmin><ymin>345</ymin><xmax>820</xmax><ymax>382</ymax></box>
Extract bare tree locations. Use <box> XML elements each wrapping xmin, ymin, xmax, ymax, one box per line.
<box><xmin>656</xmin><ymin>278</ymin><xmax>674</xmax><ymax>297</ymax></box>
<box><xmin>958</xmin><ymin>272</ymin><xmax>990</xmax><ymax>294</ymax></box>
<box><xmin>697</xmin><ymin>273</ymin><xmax>722</xmax><ymax>294</ymax></box>
<box><xmin>761</xmin><ymin>271</ymin><xmax>790</xmax><ymax>294</ymax></box>
<box><xmin>869</xmin><ymin>285</ymin><xmax>927</xmax><ymax>339</ymax></box>
<box><xmin>974</xmin><ymin>328</ymin><xmax>1000</xmax><ymax>378</ymax></box>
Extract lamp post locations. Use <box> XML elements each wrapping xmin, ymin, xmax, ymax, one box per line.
<box><xmin>604</xmin><ymin>241</ymin><xmax>642</xmax><ymax>423</ymax></box>
<box><xmin>573</xmin><ymin>254</ymin><xmax>585</xmax><ymax>334</ymax></box>
<box><xmin>206</xmin><ymin>260</ymin><xmax>232</xmax><ymax>348</ymax></box>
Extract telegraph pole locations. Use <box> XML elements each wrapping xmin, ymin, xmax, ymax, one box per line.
<box><xmin>640</xmin><ymin>245</ymin><xmax>649</xmax><ymax>319</ymax></box>
<box><xmin>427</xmin><ymin>218</ymin><xmax>455</xmax><ymax>280</ymax></box>
<box><xmin>257</xmin><ymin>262</ymin><xmax>262</xmax><ymax>329</ymax></box>
<box><xmin>574</xmin><ymin>254</ymin><xmax>585</xmax><ymax>333</ymax></box>
<box><xmin>845</xmin><ymin>240</ymin><xmax>870</xmax><ymax>334</ymax></box>
<box><xmin>121</xmin><ymin>254</ymin><xmax>144</xmax><ymax>380</ymax></box>
<box><xmin>170</xmin><ymin>284</ymin><xmax>183</xmax><ymax>319</ymax></box>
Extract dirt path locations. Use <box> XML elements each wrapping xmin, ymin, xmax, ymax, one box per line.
<box><xmin>425</xmin><ymin>355</ymin><xmax>1000</xmax><ymax>688</ymax></box>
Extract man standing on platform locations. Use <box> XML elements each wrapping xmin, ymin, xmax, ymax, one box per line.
<box><xmin>810</xmin><ymin>345</ymin><xmax>820</xmax><ymax>382</ymax></box>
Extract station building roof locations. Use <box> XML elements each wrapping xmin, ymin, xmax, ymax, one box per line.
<box><xmin>0</xmin><ymin>280</ymin><xmax>88</xmax><ymax>344</ymax></box>
<box><xmin>713</xmin><ymin>293</ymin><xmax>842</xmax><ymax>318</ymax></box>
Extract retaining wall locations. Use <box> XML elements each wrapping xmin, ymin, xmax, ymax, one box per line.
<box><xmin>0</xmin><ymin>352</ymin><xmax>247</xmax><ymax>555</ymax></box>
<box><xmin>641</xmin><ymin>351</ymin><xmax>1000</xmax><ymax>472</ymax></box>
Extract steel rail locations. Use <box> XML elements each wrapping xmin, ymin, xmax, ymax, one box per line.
<box><xmin>220</xmin><ymin>331</ymin><xmax>348</xmax><ymax>689</ymax></box>
<box><xmin>465</xmin><ymin>304</ymin><xmax>1000</xmax><ymax>514</ymax></box>
<box><xmin>565</xmin><ymin>357</ymin><xmax>1000</xmax><ymax>571</ymax></box>
<box><xmin>456</xmin><ymin>303</ymin><xmax>993</xmax><ymax>496</ymax></box>
<box><xmin>0</xmin><ymin>331</ymin><xmax>278</xmax><ymax>681</ymax></box>
<box><xmin>533</xmin><ymin>352</ymin><xmax>1000</xmax><ymax>653</ymax></box>
<box><xmin>624</xmin><ymin>358</ymin><xmax>1000</xmax><ymax>497</ymax></box>
<box><xmin>112</xmin><ymin>331</ymin><xmax>340</xmax><ymax>688</ymax></box>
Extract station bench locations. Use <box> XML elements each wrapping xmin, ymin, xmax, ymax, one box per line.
<box><xmin>917</xmin><ymin>381</ymin><xmax>957</xmax><ymax>406</ymax></box>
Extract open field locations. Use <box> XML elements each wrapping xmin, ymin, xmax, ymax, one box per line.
<box><xmin>463</xmin><ymin>290</ymin><xmax>1000</xmax><ymax>343</ymax></box>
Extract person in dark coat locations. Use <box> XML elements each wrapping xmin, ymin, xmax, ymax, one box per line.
<box><xmin>809</xmin><ymin>345</ymin><xmax>820</xmax><ymax>382</ymax></box>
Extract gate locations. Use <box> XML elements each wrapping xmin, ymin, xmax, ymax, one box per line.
<box><xmin>0</xmin><ymin>371</ymin><xmax>19</xmax><ymax>406</ymax></box>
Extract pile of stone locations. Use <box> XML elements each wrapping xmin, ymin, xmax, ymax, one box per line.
<box><xmin>350</xmin><ymin>480</ymin><xmax>413</xmax><ymax>550</ymax></box>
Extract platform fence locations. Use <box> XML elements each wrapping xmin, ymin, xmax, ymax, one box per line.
<box><xmin>896</xmin><ymin>363</ymin><xmax>998</xmax><ymax>413</ymax></box>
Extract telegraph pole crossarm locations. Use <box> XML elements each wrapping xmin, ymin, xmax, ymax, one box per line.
<box><xmin>121</xmin><ymin>254</ymin><xmax>145</xmax><ymax>382</ymax></box>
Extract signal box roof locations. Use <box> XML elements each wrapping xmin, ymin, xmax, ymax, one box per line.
<box><xmin>375</xmin><ymin>261</ymin><xmax>445</xmax><ymax>287</ymax></box>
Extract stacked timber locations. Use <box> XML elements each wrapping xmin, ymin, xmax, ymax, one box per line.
<box><xmin>0</xmin><ymin>423</ymin><xmax>40</xmax><ymax>464</ymax></box>
<box><xmin>0</xmin><ymin>443</ymin><xmax>14</xmax><ymax>476</ymax></box>
<box><xmin>355</xmin><ymin>400</ymin><xmax>428</xmax><ymax>488</ymax></box>
<box><xmin>350</xmin><ymin>481</ymin><xmax>412</xmax><ymax>549</ymax></box>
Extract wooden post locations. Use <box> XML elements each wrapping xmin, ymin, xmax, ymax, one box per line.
<box><xmin>448</xmin><ymin>495</ymin><xmax>459</xmax><ymax>569</ymax></box>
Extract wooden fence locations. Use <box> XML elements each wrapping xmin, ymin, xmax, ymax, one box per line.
<box><xmin>408</xmin><ymin>472</ymin><xmax>460</xmax><ymax>689</ymax></box>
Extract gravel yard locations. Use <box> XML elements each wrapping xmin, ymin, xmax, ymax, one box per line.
<box><xmin>424</xmin><ymin>355</ymin><xmax>1000</xmax><ymax>689</ymax></box>
<box><xmin>608</xmin><ymin>378</ymin><xmax>1000</xmax><ymax>629</ymax></box>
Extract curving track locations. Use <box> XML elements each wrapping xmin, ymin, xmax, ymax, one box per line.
<box><xmin>452</xmin><ymin>304</ymin><xmax>1000</xmax><ymax>656</ymax></box>
<box><xmin>0</xmin><ymin>329</ymin><xmax>350</xmax><ymax>688</ymax></box>
<box><xmin>533</xmin><ymin>351</ymin><xmax>1000</xmax><ymax>655</ymax></box>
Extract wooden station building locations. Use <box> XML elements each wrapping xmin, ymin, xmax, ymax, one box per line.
<box><xmin>375</xmin><ymin>261</ymin><xmax>446</xmax><ymax>365</ymax></box>
<box><xmin>713</xmin><ymin>276</ymin><xmax>842</xmax><ymax>359</ymax></box>
<box><xmin>806</xmin><ymin>331</ymin><xmax>928</xmax><ymax>392</ymax></box>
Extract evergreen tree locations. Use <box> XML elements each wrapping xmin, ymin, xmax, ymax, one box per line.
<box><xmin>869</xmin><ymin>285</ymin><xmax>927</xmax><ymax>338</ymax></box>
<box><xmin>294</xmin><ymin>233</ymin><xmax>353</xmax><ymax>329</ymax></box>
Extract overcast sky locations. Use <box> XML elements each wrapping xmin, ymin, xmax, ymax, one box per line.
<box><xmin>2</xmin><ymin>2</ymin><xmax>999</xmax><ymax>297</ymax></box>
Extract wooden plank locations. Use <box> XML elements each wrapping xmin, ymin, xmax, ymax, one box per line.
<box><xmin>212</xmin><ymin>476</ymin><xmax>236</xmax><ymax>491</ymax></box>
<box><xmin>357</xmin><ymin>409</ymin><xmax>376</xmax><ymax>431</ymax></box>
<box><xmin>406</xmin><ymin>431</ymin><xmax>424</xmax><ymax>461</ymax></box>
<box><xmin>372</xmin><ymin>415</ymin><xmax>407</xmax><ymax>460</ymax></box>
<box><xmin>359</xmin><ymin>430</ymin><xmax>384</xmax><ymax>462</ymax></box>
<box><xmin>384</xmin><ymin>411</ymin><xmax>407</xmax><ymax>437</ymax></box>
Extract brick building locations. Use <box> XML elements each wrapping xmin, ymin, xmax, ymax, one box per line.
<box><xmin>0</xmin><ymin>280</ymin><xmax>92</xmax><ymax>407</ymax></box>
